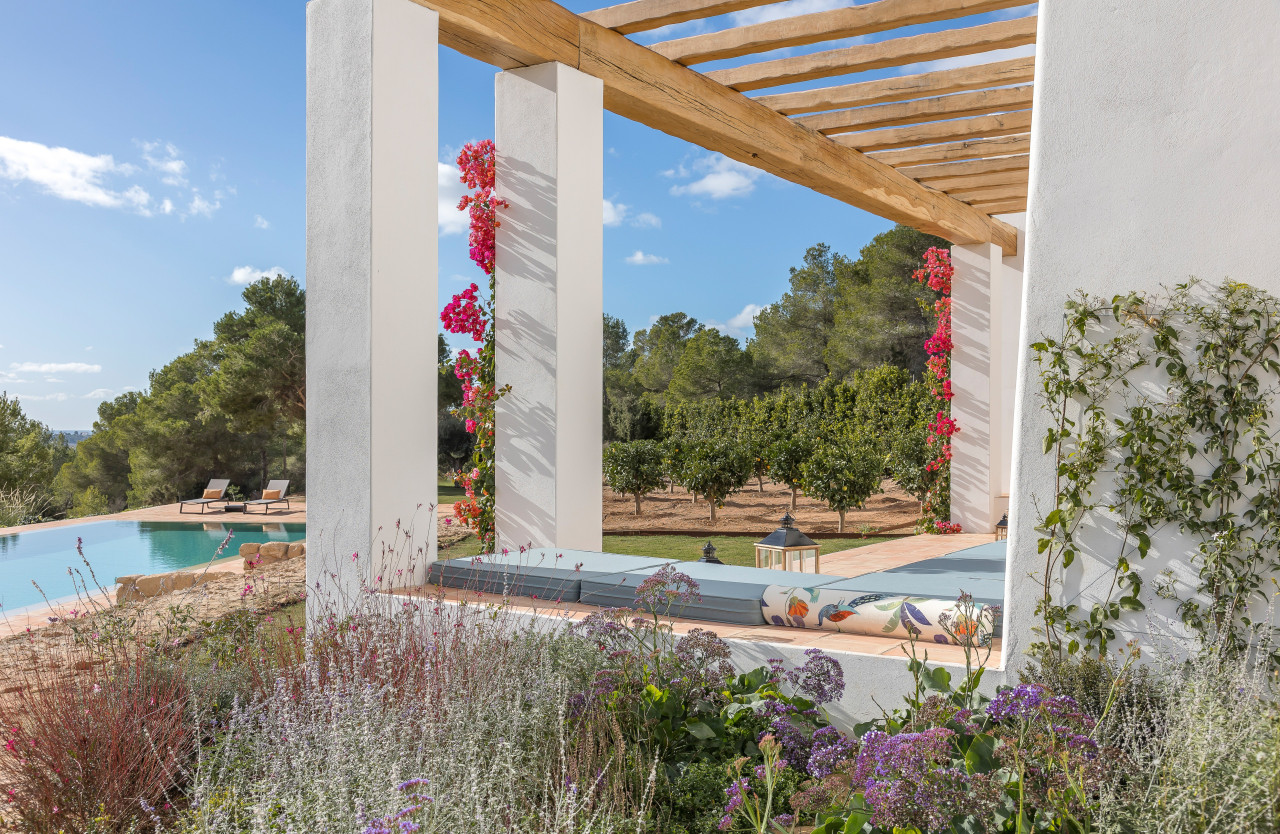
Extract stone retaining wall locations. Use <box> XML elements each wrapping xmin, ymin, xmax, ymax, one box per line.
<box><xmin>114</xmin><ymin>540</ymin><xmax>307</xmax><ymax>605</ymax></box>
<box><xmin>240</xmin><ymin>540</ymin><xmax>306</xmax><ymax>569</ymax></box>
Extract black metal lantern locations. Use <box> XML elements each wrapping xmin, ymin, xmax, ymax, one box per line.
<box><xmin>755</xmin><ymin>513</ymin><xmax>820</xmax><ymax>573</ymax></box>
<box><xmin>995</xmin><ymin>512</ymin><xmax>1009</xmax><ymax>540</ymax></box>
<box><xmin>698</xmin><ymin>540</ymin><xmax>723</xmax><ymax>564</ymax></box>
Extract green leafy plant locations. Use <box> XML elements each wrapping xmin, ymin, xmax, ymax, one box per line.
<box><xmin>766</xmin><ymin>436</ymin><xmax>814</xmax><ymax>512</ymax></box>
<box><xmin>603</xmin><ymin>439</ymin><xmax>666</xmax><ymax>515</ymax></box>
<box><xmin>801</xmin><ymin>436</ymin><xmax>884</xmax><ymax>533</ymax></box>
<box><xmin>678</xmin><ymin>439</ymin><xmax>754</xmax><ymax>522</ymax></box>
<box><xmin>887</xmin><ymin>419</ymin><xmax>942</xmax><ymax>526</ymax></box>
<box><xmin>1033</xmin><ymin>280</ymin><xmax>1280</xmax><ymax>664</ymax></box>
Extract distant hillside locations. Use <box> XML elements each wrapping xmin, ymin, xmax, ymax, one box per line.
<box><xmin>55</xmin><ymin>430</ymin><xmax>92</xmax><ymax>447</ymax></box>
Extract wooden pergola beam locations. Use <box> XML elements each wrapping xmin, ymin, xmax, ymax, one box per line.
<box><xmin>923</xmin><ymin>167</ymin><xmax>1027</xmax><ymax>192</ymax></box>
<box><xmin>754</xmin><ymin>56</ymin><xmax>1034</xmax><ymax>116</ymax></box>
<box><xmin>707</xmin><ymin>16</ymin><xmax>1037</xmax><ymax>92</ymax></box>
<box><xmin>835</xmin><ymin>109</ymin><xmax>1032</xmax><ymax>152</ymax></box>
<box><xmin>581</xmin><ymin>0</ymin><xmax>775</xmax><ymax>36</ymax></box>
<box><xmin>416</xmin><ymin>0</ymin><xmax>1018</xmax><ymax>254</ymax></box>
<box><xmin>868</xmin><ymin>133</ymin><xmax>1030</xmax><ymax>166</ymax></box>
<box><xmin>796</xmin><ymin>84</ymin><xmax>1033</xmax><ymax>135</ymax></box>
<box><xmin>946</xmin><ymin>182</ymin><xmax>1028</xmax><ymax>201</ymax></box>
<box><xmin>651</xmin><ymin>0</ymin><xmax>1031</xmax><ymax>65</ymax></box>
<box><xmin>899</xmin><ymin>153</ymin><xmax>1029</xmax><ymax>181</ymax></box>
<box><xmin>966</xmin><ymin>197</ymin><xmax>1026</xmax><ymax>214</ymax></box>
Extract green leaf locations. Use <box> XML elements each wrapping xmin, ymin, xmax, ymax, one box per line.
<box><xmin>964</xmin><ymin>733</ymin><xmax>998</xmax><ymax>774</ymax></box>
<box><xmin>685</xmin><ymin>720</ymin><xmax>717</xmax><ymax>741</ymax></box>
<box><xmin>842</xmin><ymin>810</ymin><xmax>872</xmax><ymax>833</ymax></box>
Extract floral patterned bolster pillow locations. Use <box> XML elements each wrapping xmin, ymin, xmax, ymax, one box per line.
<box><xmin>759</xmin><ymin>585</ymin><xmax>992</xmax><ymax>645</ymax></box>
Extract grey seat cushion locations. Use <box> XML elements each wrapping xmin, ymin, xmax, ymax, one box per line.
<box><xmin>427</xmin><ymin>548</ymin><xmax>675</xmax><ymax>603</ymax></box>
<box><xmin>580</xmin><ymin>561</ymin><xmax>848</xmax><ymax>626</ymax></box>
<box><xmin>824</xmin><ymin>541</ymin><xmax>1007</xmax><ymax>607</ymax></box>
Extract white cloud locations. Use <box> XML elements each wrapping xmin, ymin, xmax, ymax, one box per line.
<box><xmin>15</xmin><ymin>392</ymin><xmax>70</xmax><ymax>402</ymax></box>
<box><xmin>707</xmin><ymin>303</ymin><xmax>764</xmax><ymax>338</ymax></box>
<box><xmin>122</xmin><ymin>184</ymin><xmax>152</xmax><ymax>216</ymax></box>
<box><xmin>254</xmin><ymin>214</ymin><xmax>270</xmax><ymax>230</ymax></box>
<box><xmin>438</xmin><ymin>162</ymin><xmax>469</xmax><ymax>236</ymax></box>
<box><xmin>625</xmin><ymin>250</ymin><xmax>668</xmax><ymax>266</ymax></box>
<box><xmin>83</xmin><ymin>388</ymin><xmax>115</xmax><ymax>399</ymax></box>
<box><xmin>227</xmin><ymin>265</ymin><xmax>288</xmax><ymax>286</ymax></box>
<box><xmin>603</xmin><ymin>198</ymin><xmax>629</xmax><ymax>227</ymax></box>
<box><xmin>0</xmin><ymin>136</ymin><xmax>144</xmax><ymax>210</ymax></box>
<box><xmin>159</xmin><ymin>198</ymin><xmax>174</xmax><ymax>215</ymax></box>
<box><xmin>141</xmin><ymin>141</ymin><xmax>188</xmax><ymax>187</ymax></box>
<box><xmin>188</xmin><ymin>191</ymin><xmax>220</xmax><ymax>218</ymax></box>
<box><xmin>44</xmin><ymin>378</ymin><xmax>64</xmax><ymax>383</ymax></box>
<box><xmin>668</xmin><ymin>154</ymin><xmax>761</xmax><ymax>200</ymax></box>
<box><xmin>10</xmin><ymin>362</ymin><xmax>101</xmax><ymax>374</ymax></box>
<box><xmin>84</xmin><ymin>346</ymin><xmax>93</xmax><ymax>352</ymax></box>
<box><xmin>731</xmin><ymin>0</ymin><xmax>845</xmax><ymax>26</ymax></box>
<box><xmin>632</xmin><ymin>212</ymin><xmax>662</xmax><ymax>229</ymax></box>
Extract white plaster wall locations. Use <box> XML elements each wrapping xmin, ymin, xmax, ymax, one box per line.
<box><xmin>306</xmin><ymin>0</ymin><xmax>438</xmax><ymax>614</ymax></box>
<box><xmin>995</xmin><ymin>216</ymin><xmax>1025</xmax><ymax>505</ymax></box>
<box><xmin>1006</xmin><ymin>1</ymin><xmax>1280</xmax><ymax>667</ymax></box>
<box><xmin>950</xmin><ymin>242</ymin><xmax>1001</xmax><ymax>533</ymax></box>
<box><xmin>494</xmin><ymin>63</ymin><xmax>604</xmax><ymax>553</ymax></box>
<box><xmin>951</xmin><ymin>216</ymin><xmax>1024</xmax><ymax>532</ymax></box>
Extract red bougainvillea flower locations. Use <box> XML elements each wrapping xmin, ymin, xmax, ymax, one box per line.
<box><xmin>914</xmin><ymin>247</ymin><xmax>961</xmax><ymax>533</ymax></box>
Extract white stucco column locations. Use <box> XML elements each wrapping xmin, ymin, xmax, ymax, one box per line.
<box><xmin>949</xmin><ymin>218</ymin><xmax>1023</xmax><ymax>535</ymax></box>
<box><xmin>494</xmin><ymin>62</ymin><xmax>604</xmax><ymax>552</ymax></box>
<box><xmin>949</xmin><ymin>242</ymin><xmax>1001</xmax><ymax>534</ymax></box>
<box><xmin>305</xmin><ymin>0</ymin><xmax>438</xmax><ymax>610</ymax></box>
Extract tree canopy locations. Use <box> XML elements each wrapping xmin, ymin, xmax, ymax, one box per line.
<box><xmin>51</xmin><ymin>275</ymin><xmax>308</xmax><ymax>514</ymax></box>
<box><xmin>602</xmin><ymin>225</ymin><xmax>948</xmax><ymax>441</ymax></box>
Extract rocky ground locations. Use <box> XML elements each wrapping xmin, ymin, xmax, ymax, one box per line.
<box><xmin>0</xmin><ymin>558</ymin><xmax>306</xmax><ymax>680</ymax></box>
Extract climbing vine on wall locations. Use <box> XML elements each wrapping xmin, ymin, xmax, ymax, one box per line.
<box><xmin>913</xmin><ymin>246</ymin><xmax>961</xmax><ymax>533</ymax></box>
<box><xmin>1032</xmin><ymin>280</ymin><xmax>1280</xmax><ymax>667</ymax></box>
<box><xmin>441</xmin><ymin>140</ymin><xmax>509</xmax><ymax>550</ymax></box>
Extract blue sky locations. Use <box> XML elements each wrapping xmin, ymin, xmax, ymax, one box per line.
<box><xmin>0</xmin><ymin>1</ymin><xmax>1033</xmax><ymax>429</ymax></box>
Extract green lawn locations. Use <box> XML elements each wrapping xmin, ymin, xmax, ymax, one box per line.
<box><xmin>438</xmin><ymin>533</ymin><xmax>887</xmax><ymax>566</ymax></box>
<box><xmin>438</xmin><ymin>476</ymin><xmax>467</xmax><ymax>502</ymax></box>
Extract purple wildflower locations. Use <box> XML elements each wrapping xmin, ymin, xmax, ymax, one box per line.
<box><xmin>787</xmin><ymin>648</ymin><xmax>845</xmax><ymax>704</ymax></box>
<box><xmin>985</xmin><ymin>683</ymin><xmax>1048</xmax><ymax>722</ymax></box>
<box><xmin>635</xmin><ymin>564</ymin><xmax>701</xmax><ymax>614</ymax></box>
<box><xmin>851</xmin><ymin>727</ymin><xmax>994</xmax><ymax>831</ymax></box>
<box><xmin>718</xmin><ymin>777</ymin><xmax>750</xmax><ymax>830</ymax></box>
<box><xmin>807</xmin><ymin>726</ymin><xmax>857</xmax><ymax>779</ymax></box>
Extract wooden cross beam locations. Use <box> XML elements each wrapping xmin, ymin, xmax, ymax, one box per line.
<box><xmin>650</xmin><ymin>0</ymin><xmax>1033</xmax><ymax>66</ymax></box>
<box><xmin>705</xmin><ymin>16</ymin><xmax>1037</xmax><ymax>92</ymax></box>
<box><xmin>414</xmin><ymin>0</ymin><xmax>1019</xmax><ymax>255</ymax></box>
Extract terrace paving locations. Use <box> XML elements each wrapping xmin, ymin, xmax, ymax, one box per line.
<box><xmin>0</xmin><ymin>497</ymin><xmax>308</xmax><ymax>536</ymax></box>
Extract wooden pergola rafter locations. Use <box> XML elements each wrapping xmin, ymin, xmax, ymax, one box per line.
<box><xmin>416</xmin><ymin>0</ymin><xmax>1037</xmax><ymax>253</ymax></box>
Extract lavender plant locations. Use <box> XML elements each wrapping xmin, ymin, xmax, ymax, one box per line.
<box><xmin>172</xmin><ymin>589</ymin><xmax>648</xmax><ymax>833</ymax></box>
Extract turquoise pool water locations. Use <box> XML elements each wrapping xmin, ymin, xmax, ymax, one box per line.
<box><xmin>0</xmin><ymin>520</ymin><xmax>306</xmax><ymax>613</ymax></box>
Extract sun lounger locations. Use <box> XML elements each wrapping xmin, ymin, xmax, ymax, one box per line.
<box><xmin>179</xmin><ymin>479</ymin><xmax>231</xmax><ymax>514</ymax></box>
<box><xmin>243</xmin><ymin>480</ymin><xmax>291</xmax><ymax>514</ymax></box>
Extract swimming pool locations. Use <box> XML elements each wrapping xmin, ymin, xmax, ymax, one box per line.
<box><xmin>0</xmin><ymin>520</ymin><xmax>306</xmax><ymax>613</ymax></box>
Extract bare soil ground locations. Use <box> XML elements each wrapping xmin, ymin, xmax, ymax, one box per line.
<box><xmin>603</xmin><ymin>477</ymin><xmax>921</xmax><ymax>535</ymax></box>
